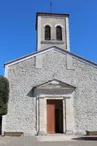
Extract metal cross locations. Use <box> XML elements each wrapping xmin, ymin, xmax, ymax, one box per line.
<box><xmin>50</xmin><ymin>0</ymin><xmax>52</xmax><ymax>13</ymax></box>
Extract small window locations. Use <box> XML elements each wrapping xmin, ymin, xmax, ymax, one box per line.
<box><xmin>56</xmin><ymin>26</ymin><xmax>62</xmax><ymax>41</ymax></box>
<box><xmin>45</xmin><ymin>25</ymin><xmax>51</xmax><ymax>40</ymax></box>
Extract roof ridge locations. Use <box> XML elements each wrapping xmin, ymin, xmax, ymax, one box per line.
<box><xmin>4</xmin><ymin>46</ymin><xmax>97</xmax><ymax>68</ymax></box>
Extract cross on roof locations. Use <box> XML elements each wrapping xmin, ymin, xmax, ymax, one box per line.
<box><xmin>50</xmin><ymin>0</ymin><xmax>52</xmax><ymax>13</ymax></box>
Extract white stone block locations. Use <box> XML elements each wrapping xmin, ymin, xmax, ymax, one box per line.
<box><xmin>36</xmin><ymin>54</ymin><xmax>43</xmax><ymax>68</ymax></box>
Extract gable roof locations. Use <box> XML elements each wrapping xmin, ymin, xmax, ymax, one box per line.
<box><xmin>4</xmin><ymin>46</ymin><xmax>97</xmax><ymax>68</ymax></box>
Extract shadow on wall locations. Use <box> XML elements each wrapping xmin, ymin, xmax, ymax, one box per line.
<box><xmin>72</xmin><ymin>137</ymin><xmax>97</xmax><ymax>141</ymax></box>
<box><xmin>27</xmin><ymin>88</ymin><xmax>35</xmax><ymax>97</ymax></box>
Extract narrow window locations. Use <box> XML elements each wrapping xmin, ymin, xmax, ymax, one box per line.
<box><xmin>56</xmin><ymin>26</ymin><xmax>62</xmax><ymax>41</ymax></box>
<box><xmin>45</xmin><ymin>25</ymin><xmax>51</xmax><ymax>40</ymax></box>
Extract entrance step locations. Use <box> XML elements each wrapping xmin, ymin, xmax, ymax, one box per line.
<box><xmin>37</xmin><ymin>134</ymin><xmax>77</xmax><ymax>142</ymax></box>
<box><xmin>86</xmin><ymin>131</ymin><xmax>97</xmax><ymax>135</ymax></box>
<box><xmin>4</xmin><ymin>132</ymin><xmax>24</xmax><ymax>137</ymax></box>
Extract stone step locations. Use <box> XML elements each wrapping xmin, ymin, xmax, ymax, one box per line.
<box><xmin>86</xmin><ymin>131</ymin><xmax>97</xmax><ymax>135</ymax></box>
<box><xmin>4</xmin><ymin>132</ymin><xmax>24</xmax><ymax>137</ymax></box>
<box><xmin>37</xmin><ymin>135</ymin><xmax>76</xmax><ymax>141</ymax></box>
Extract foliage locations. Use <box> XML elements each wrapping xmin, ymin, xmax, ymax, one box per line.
<box><xmin>0</xmin><ymin>76</ymin><xmax>9</xmax><ymax>115</ymax></box>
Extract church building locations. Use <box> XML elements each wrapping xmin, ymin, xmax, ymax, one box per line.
<box><xmin>2</xmin><ymin>12</ymin><xmax>97</xmax><ymax>136</ymax></box>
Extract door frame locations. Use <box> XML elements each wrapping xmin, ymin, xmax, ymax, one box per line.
<box><xmin>39</xmin><ymin>95</ymin><xmax>74</xmax><ymax>135</ymax></box>
<box><xmin>47</xmin><ymin>99</ymin><xmax>63</xmax><ymax>134</ymax></box>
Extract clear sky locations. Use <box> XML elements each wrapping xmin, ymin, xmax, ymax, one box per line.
<box><xmin>0</xmin><ymin>0</ymin><xmax>97</xmax><ymax>75</ymax></box>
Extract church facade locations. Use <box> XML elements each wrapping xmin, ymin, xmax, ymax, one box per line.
<box><xmin>2</xmin><ymin>12</ymin><xmax>97</xmax><ymax>136</ymax></box>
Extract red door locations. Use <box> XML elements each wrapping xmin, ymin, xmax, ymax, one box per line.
<box><xmin>47</xmin><ymin>100</ymin><xmax>55</xmax><ymax>134</ymax></box>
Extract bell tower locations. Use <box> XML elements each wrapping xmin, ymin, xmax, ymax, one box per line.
<box><xmin>36</xmin><ymin>12</ymin><xmax>70</xmax><ymax>51</ymax></box>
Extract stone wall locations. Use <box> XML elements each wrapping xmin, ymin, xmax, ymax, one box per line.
<box><xmin>5</xmin><ymin>49</ymin><xmax>97</xmax><ymax>135</ymax></box>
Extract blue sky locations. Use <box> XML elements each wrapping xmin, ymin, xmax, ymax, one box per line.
<box><xmin>0</xmin><ymin>0</ymin><xmax>97</xmax><ymax>75</ymax></box>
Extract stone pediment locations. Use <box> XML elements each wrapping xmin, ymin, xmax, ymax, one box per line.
<box><xmin>35</xmin><ymin>79</ymin><xmax>76</xmax><ymax>90</ymax></box>
<box><xmin>28</xmin><ymin>79</ymin><xmax>76</xmax><ymax>97</ymax></box>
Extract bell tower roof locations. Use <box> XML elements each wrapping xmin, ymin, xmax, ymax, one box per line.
<box><xmin>36</xmin><ymin>12</ymin><xmax>70</xmax><ymax>30</ymax></box>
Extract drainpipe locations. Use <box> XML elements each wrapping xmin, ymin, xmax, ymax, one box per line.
<box><xmin>36</xmin><ymin>96</ymin><xmax>39</xmax><ymax>135</ymax></box>
<box><xmin>1</xmin><ymin>115</ymin><xmax>6</xmax><ymax>136</ymax></box>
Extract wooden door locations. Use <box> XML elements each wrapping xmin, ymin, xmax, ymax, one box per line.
<box><xmin>47</xmin><ymin>100</ymin><xmax>55</xmax><ymax>134</ymax></box>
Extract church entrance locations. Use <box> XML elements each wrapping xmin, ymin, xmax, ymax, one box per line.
<box><xmin>47</xmin><ymin>99</ymin><xmax>63</xmax><ymax>134</ymax></box>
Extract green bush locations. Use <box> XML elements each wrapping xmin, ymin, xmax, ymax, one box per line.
<box><xmin>0</xmin><ymin>76</ymin><xmax>9</xmax><ymax>115</ymax></box>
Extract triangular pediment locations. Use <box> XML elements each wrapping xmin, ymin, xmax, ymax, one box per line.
<box><xmin>35</xmin><ymin>79</ymin><xmax>76</xmax><ymax>90</ymax></box>
<box><xmin>28</xmin><ymin>79</ymin><xmax>76</xmax><ymax>97</ymax></box>
<box><xmin>5</xmin><ymin>46</ymin><xmax>97</xmax><ymax>68</ymax></box>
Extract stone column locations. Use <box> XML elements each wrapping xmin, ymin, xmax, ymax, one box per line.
<box><xmin>39</xmin><ymin>97</ymin><xmax>47</xmax><ymax>135</ymax></box>
<box><xmin>66</xmin><ymin>97</ymin><xmax>74</xmax><ymax>134</ymax></box>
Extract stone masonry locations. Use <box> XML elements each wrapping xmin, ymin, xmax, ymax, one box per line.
<box><xmin>5</xmin><ymin>48</ymin><xmax>97</xmax><ymax>135</ymax></box>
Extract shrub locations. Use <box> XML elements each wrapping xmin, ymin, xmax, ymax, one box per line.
<box><xmin>0</xmin><ymin>76</ymin><xmax>9</xmax><ymax>115</ymax></box>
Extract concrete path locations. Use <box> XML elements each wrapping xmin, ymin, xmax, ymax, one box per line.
<box><xmin>37</xmin><ymin>134</ymin><xmax>97</xmax><ymax>142</ymax></box>
<box><xmin>0</xmin><ymin>136</ymin><xmax>37</xmax><ymax>146</ymax></box>
<box><xmin>0</xmin><ymin>135</ymin><xmax>97</xmax><ymax>146</ymax></box>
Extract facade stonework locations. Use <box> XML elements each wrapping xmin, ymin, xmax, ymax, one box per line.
<box><xmin>4</xmin><ymin>49</ymin><xmax>97</xmax><ymax>135</ymax></box>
